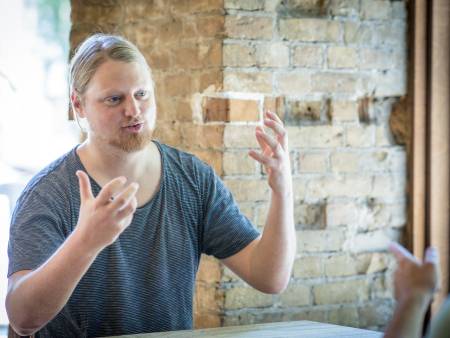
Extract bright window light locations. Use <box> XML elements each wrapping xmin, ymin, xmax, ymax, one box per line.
<box><xmin>0</xmin><ymin>0</ymin><xmax>77</xmax><ymax>326</ymax></box>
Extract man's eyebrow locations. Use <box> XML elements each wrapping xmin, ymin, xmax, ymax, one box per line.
<box><xmin>99</xmin><ymin>89</ymin><xmax>122</xmax><ymax>96</ymax></box>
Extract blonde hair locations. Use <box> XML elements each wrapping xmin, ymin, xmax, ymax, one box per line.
<box><xmin>69</xmin><ymin>33</ymin><xmax>152</xmax><ymax>97</ymax></box>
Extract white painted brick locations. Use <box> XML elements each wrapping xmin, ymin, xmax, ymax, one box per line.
<box><xmin>225</xmin><ymin>0</ymin><xmax>264</xmax><ymax>10</ymax></box>
<box><xmin>279</xmin><ymin>18</ymin><xmax>340</xmax><ymax>42</ymax></box>
<box><xmin>275</xmin><ymin>72</ymin><xmax>311</xmax><ymax>96</ymax></box>
<box><xmin>224</xmin><ymin>70</ymin><xmax>273</xmax><ymax>93</ymax></box>
<box><xmin>292</xmin><ymin>45</ymin><xmax>324</xmax><ymax>68</ymax></box>
<box><xmin>280</xmin><ymin>284</ymin><xmax>311</xmax><ymax>307</ymax></box>
<box><xmin>225</xmin><ymin>286</ymin><xmax>273</xmax><ymax>309</ymax></box>
<box><xmin>346</xmin><ymin>125</ymin><xmax>375</xmax><ymax>147</ymax></box>
<box><xmin>297</xmin><ymin>230</ymin><xmax>345</xmax><ymax>252</ymax></box>
<box><xmin>223</xmin><ymin>43</ymin><xmax>256</xmax><ymax>67</ymax></box>
<box><xmin>326</xmin><ymin>202</ymin><xmax>358</xmax><ymax>227</ymax></box>
<box><xmin>344</xmin><ymin>22</ymin><xmax>374</xmax><ymax>44</ymax></box>
<box><xmin>328</xmin><ymin>0</ymin><xmax>359</xmax><ymax>17</ymax></box>
<box><xmin>327</xmin><ymin>46</ymin><xmax>358</xmax><ymax>69</ymax></box>
<box><xmin>376</xmin><ymin>125</ymin><xmax>395</xmax><ymax>146</ymax></box>
<box><xmin>343</xmin><ymin>228</ymin><xmax>400</xmax><ymax>253</ymax></box>
<box><xmin>312</xmin><ymin>72</ymin><xmax>358</xmax><ymax>93</ymax></box>
<box><xmin>366</xmin><ymin>70</ymin><xmax>407</xmax><ymax>97</ymax></box>
<box><xmin>293</xmin><ymin>255</ymin><xmax>323</xmax><ymax>278</ymax></box>
<box><xmin>361</xmin><ymin>0</ymin><xmax>391</xmax><ymax>20</ymax></box>
<box><xmin>313</xmin><ymin>279</ymin><xmax>369</xmax><ymax>305</ymax></box>
<box><xmin>330</xmin><ymin>152</ymin><xmax>359</xmax><ymax>173</ymax></box>
<box><xmin>289</xmin><ymin>126</ymin><xmax>344</xmax><ymax>148</ymax></box>
<box><xmin>223</xmin><ymin>151</ymin><xmax>257</xmax><ymax>175</ymax></box>
<box><xmin>331</xmin><ymin>101</ymin><xmax>359</xmax><ymax>122</ymax></box>
<box><xmin>224</xmin><ymin>125</ymin><xmax>259</xmax><ymax>148</ymax></box>
<box><xmin>360</xmin><ymin>48</ymin><xmax>395</xmax><ymax>70</ymax></box>
<box><xmin>224</xmin><ymin>179</ymin><xmax>270</xmax><ymax>202</ymax></box>
<box><xmin>328</xmin><ymin>305</ymin><xmax>359</xmax><ymax>327</ymax></box>
<box><xmin>307</xmin><ymin>175</ymin><xmax>372</xmax><ymax>199</ymax></box>
<box><xmin>256</xmin><ymin>42</ymin><xmax>289</xmax><ymax>68</ymax></box>
<box><xmin>293</xmin><ymin>178</ymin><xmax>307</xmax><ymax>201</ymax></box>
<box><xmin>299</xmin><ymin>152</ymin><xmax>329</xmax><ymax>173</ymax></box>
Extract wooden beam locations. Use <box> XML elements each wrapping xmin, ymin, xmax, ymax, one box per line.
<box><xmin>411</xmin><ymin>0</ymin><xmax>427</xmax><ymax>260</ymax></box>
<box><xmin>430</xmin><ymin>0</ymin><xmax>450</xmax><ymax>312</ymax></box>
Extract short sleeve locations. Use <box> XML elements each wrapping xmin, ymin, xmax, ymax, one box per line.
<box><xmin>202</xmin><ymin>168</ymin><xmax>260</xmax><ymax>259</ymax></box>
<box><xmin>8</xmin><ymin>188</ymin><xmax>67</xmax><ymax>277</ymax></box>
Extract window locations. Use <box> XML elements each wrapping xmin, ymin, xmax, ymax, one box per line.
<box><xmin>0</xmin><ymin>0</ymin><xmax>77</xmax><ymax>327</ymax></box>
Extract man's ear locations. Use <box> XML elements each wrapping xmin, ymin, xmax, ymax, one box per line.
<box><xmin>71</xmin><ymin>91</ymin><xmax>85</xmax><ymax>118</ymax></box>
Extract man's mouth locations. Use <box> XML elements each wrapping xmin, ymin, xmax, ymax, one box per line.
<box><xmin>123</xmin><ymin>122</ymin><xmax>144</xmax><ymax>132</ymax></box>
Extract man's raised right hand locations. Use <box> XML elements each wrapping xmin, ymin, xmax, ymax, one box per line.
<box><xmin>75</xmin><ymin>170</ymin><xmax>139</xmax><ymax>253</ymax></box>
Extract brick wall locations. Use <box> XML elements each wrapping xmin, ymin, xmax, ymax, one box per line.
<box><xmin>70</xmin><ymin>0</ymin><xmax>407</xmax><ymax>331</ymax></box>
<box><xmin>218</xmin><ymin>0</ymin><xmax>407</xmax><ymax>330</ymax></box>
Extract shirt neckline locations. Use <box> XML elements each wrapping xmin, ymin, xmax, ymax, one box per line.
<box><xmin>72</xmin><ymin>140</ymin><xmax>165</xmax><ymax>212</ymax></box>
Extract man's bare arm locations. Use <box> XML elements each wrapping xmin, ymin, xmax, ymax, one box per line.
<box><xmin>6</xmin><ymin>171</ymin><xmax>138</xmax><ymax>335</ymax></box>
<box><xmin>222</xmin><ymin>111</ymin><xmax>296</xmax><ymax>294</ymax></box>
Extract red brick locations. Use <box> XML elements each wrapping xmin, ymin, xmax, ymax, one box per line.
<box><xmin>199</xmin><ymin>70</ymin><xmax>223</xmax><ymax>92</ymax></box>
<box><xmin>188</xmin><ymin>149</ymin><xmax>223</xmax><ymax>175</ymax></box>
<box><xmin>196</xmin><ymin>16</ymin><xmax>225</xmax><ymax>37</ymax></box>
<box><xmin>181</xmin><ymin>124</ymin><xmax>225</xmax><ymax>150</ymax></box>
<box><xmin>263</xmin><ymin>96</ymin><xmax>286</xmax><ymax>121</ymax></box>
<box><xmin>144</xmin><ymin>48</ymin><xmax>171</xmax><ymax>70</ymax></box>
<box><xmin>202</xmin><ymin>97</ymin><xmax>260</xmax><ymax>122</ymax></box>
<box><xmin>153</xmin><ymin>121</ymin><xmax>182</xmax><ymax>146</ymax></box>
<box><xmin>123</xmin><ymin>0</ymin><xmax>166</xmax><ymax>21</ymax></box>
<box><xmin>196</xmin><ymin>255</ymin><xmax>222</xmax><ymax>283</ymax></box>
<box><xmin>165</xmin><ymin>73</ymin><xmax>192</xmax><ymax>96</ymax></box>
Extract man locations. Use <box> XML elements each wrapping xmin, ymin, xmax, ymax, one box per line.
<box><xmin>6</xmin><ymin>34</ymin><xmax>295</xmax><ymax>337</ymax></box>
<box><xmin>384</xmin><ymin>242</ymin><xmax>449</xmax><ymax>338</ymax></box>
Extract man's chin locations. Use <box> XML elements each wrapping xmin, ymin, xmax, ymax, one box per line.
<box><xmin>109</xmin><ymin>131</ymin><xmax>153</xmax><ymax>153</ymax></box>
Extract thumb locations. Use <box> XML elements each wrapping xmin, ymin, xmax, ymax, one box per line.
<box><xmin>76</xmin><ymin>170</ymin><xmax>93</xmax><ymax>202</ymax></box>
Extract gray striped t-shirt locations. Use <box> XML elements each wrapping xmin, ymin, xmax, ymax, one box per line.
<box><xmin>8</xmin><ymin>141</ymin><xmax>260</xmax><ymax>337</ymax></box>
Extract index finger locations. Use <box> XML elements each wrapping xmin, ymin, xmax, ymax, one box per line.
<box><xmin>76</xmin><ymin>170</ymin><xmax>93</xmax><ymax>202</ymax></box>
<box><xmin>388</xmin><ymin>242</ymin><xmax>418</xmax><ymax>263</ymax></box>
<box><xmin>96</xmin><ymin>176</ymin><xmax>127</xmax><ymax>205</ymax></box>
<box><xmin>266</xmin><ymin>110</ymin><xmax>283</xmax><ymax>125</ymax></box>
<box><xmin>263</xmin><ymin>118</ymin><xmax>288</xmax><ymax>149</ymax></box>
<box><xmin>255</xmin><ymin>125</ymin><xmax>271</xmax><ymax>156</ymax></box>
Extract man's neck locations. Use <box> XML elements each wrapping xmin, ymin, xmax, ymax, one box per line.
<box><xmin>76</xmin><ymin>139</ymin><xmax>157</xmax><ymax>185</ymax></box>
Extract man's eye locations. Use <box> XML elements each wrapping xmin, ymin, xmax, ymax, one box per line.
<box><xmin>106</xmin><ymin>96</ymin><xmax>121</xmax><ymax>104</ymax></box>
<box><xmin>136</xmin><ymin>91</ymin><xmax>148</xmax><ymax>99</ymax></box>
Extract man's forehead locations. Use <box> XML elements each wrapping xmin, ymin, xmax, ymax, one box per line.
<box><xmin>94</xmin><ymin>60</ymin><xmax>151</xmax><ymax>80</ymax></box>
<box><xmin>88</xmin><ymin>60</ymin><xmax>153</xmax><ymax>93</ymax></box>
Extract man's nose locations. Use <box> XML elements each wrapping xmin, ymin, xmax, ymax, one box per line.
<box><xmin>124</xmin><ymin>97</ymin><xmax>140</xmax><ymax>117</ymax></box>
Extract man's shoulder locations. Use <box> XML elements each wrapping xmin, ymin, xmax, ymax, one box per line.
<box><xmin>20</xmin><ymin>147</ymin><xmax>79</xmax><ymax>199</ymax></box>
<box><xmin>157</xmin><ymin>142</ymin><xmax>212</xmax><ymax>174</ymax></box>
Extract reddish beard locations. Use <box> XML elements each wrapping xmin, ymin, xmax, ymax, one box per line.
<box><xmin>109</xmin><ymin>126</ymin><xmax>153</xmax><ymax>152</ymax></box>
